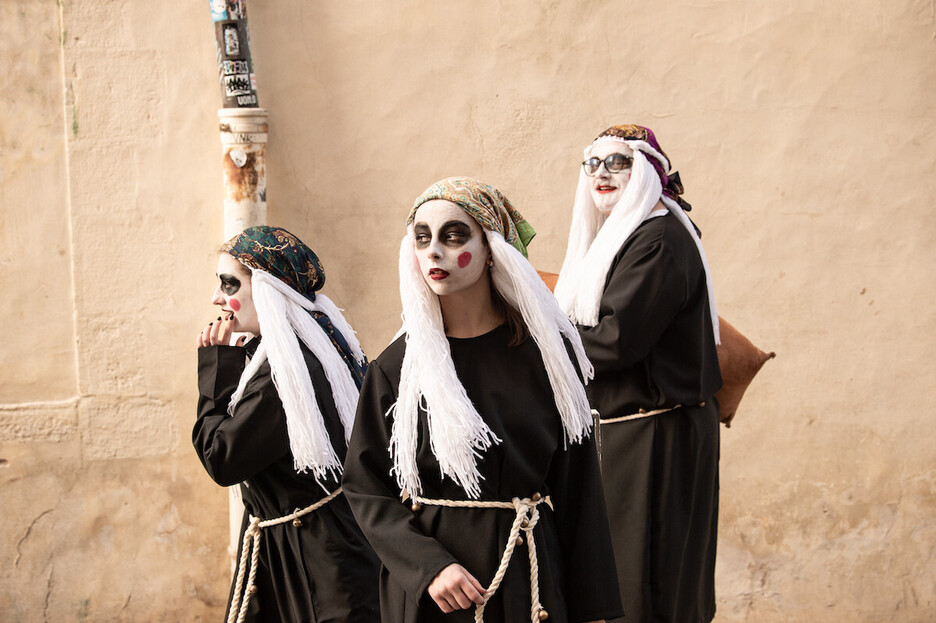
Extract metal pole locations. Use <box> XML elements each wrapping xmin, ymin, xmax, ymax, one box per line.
<box><xmin>208</xmin><ymin>0</ymin><xmax>268</xmax><ymax>566</ymax></box>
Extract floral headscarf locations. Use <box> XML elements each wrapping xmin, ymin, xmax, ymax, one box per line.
<box><xmin>408</xmin><ymin>177</ymin><xmax>537</xmax><ymax>258</ymax></box>
<box><xmin>222</xmin><ymin>225</ymin><xmax>326</xmax><ymax>299</ymax></box>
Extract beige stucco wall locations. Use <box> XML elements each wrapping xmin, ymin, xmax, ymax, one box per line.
<box><xmin>1</xmin><ymin>0</ymin><xmax>933</xmax><ymax>620</ymax></box>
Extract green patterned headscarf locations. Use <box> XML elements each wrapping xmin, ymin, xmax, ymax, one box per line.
<box><xmin>408</xmin><ymin>177</ymin><xmax>536</xmax><ymax>258</ymax></box>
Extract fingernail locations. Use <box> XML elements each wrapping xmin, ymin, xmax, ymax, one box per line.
<box><xmin>217</xmin><ymin>316</ymin><xmax>222</xmax><ymax>321</ymax></box>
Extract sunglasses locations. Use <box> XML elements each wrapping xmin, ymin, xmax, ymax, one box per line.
<box><xmin>582</xmin><ymin>153</ymin><xmax>634</xmax><ymax>176</ymax></box>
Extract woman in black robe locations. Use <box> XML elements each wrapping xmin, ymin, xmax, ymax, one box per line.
<box><xmin>194</xmin><ymin>226</ymin><xmax>380</xmax><ymax>622</ymax></box>
<box><xmin>342</xmin><ymin>177</ymin><xmax>623</xmax><ymax>623</ymax></box>
<box><xmin>554</xmin><ymin>125</ymin><xmax>723</xmax><ymax>623</ymax></box>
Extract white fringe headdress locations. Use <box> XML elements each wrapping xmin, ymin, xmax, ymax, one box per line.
<box><xmin>223</xmin><ymin>227</ymin><xmax>366</xmax><ymax>482</ymax></box>
<box><xmin>389</xmin><ymin>177</ymin><xmax>594</xmax><ymax>499</ymax></box>
<box><xmin>554</xmin><ymin>126</ymin><xmax>720</xmax><ymax>343</ymax></box>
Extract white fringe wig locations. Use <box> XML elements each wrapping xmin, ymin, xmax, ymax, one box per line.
<box><xmin>389</xmin><ymin>224</ymin><xmax>595</xmax><ymax>500</ymax></box>
<box><xmin>227</xmin><ymin>267</ymin><xmax>366</xmax><ymax>482</ymax></box>
<box><xmin>554</xmin><ymin>133</ymin><xmax>720</xmax><ymax>343</ymax></box>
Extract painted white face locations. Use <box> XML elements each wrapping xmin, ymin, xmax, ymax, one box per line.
<box><xmin>211</xmin><ymin>254</ymin><xmax>261</xmax><ymax>336</ymax></box>
<box><xmin>412</xmin><ymin>200</ymin><xmax>489</xmax><ymax>298</ymax></box>
<box><xmin>587</xmin><ymin>141</ymin><xmax>635</xmax><ymax>215</ymax></box>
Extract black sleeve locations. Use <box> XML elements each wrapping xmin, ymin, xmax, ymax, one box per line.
<box><xmin>578</xmin><ymin>236</ymin><xmax>686</xmax><ymax>373</ymax></box>
<box><xmin>547</xmin><ymin>436</ymin><xmax>624</xmax><ymax>621</ymax></box>
<box><xmin>193</xmin><ymin>345</ymin><xmax>290</xmax><ymax>486</ymax></box>
<box><xmin>341</xmin><ymin>359</ymin><xmax>458</xmax><ymax>598</ymax></box>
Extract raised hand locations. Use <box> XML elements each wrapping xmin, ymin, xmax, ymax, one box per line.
<box><xmin>196</xmin><ymin>313</ymin><xmax>247</xmax><ymax>348</ymax></box>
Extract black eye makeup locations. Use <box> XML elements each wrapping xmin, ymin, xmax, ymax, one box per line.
<box><xmin>441</xmin><ymin>222</ymin><xmax>472</xmax><ymax>246</ymax></box>
<box><xmin>414</xmin><ymin>224</ymin><xmax>431</xmax><ymax>248</ymax></box>
<box><xmin>413</xmin><ymin>221</ymin><xmax>473</xmax><ymax>248</ymax></box>
<box><xmin>219</xmin><ymin>273</ymin><xmax>242</xmax><ymax>296</ymax></box>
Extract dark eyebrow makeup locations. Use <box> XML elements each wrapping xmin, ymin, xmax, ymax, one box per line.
<box><xmin>440</xmin><ymin>222</ymin><xmax>473</xmax><ymax>247</ymax></box>
<box><xmin>219</xmin><ymin>273</ymin><xmax>242</xmax><ymax>296</ymax></box>
<box><xmin>413</xmin><ymin>220</ymin><xmax>472</xmax><ymax>232</ymax></box>
<box><xmin>441</xmin><ymin>221</ymin><xmax>472</xmax><ymax>234</ymax></box>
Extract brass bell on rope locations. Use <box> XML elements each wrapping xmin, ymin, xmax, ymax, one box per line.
<box><xmin>521</xmin><ymin>519</ymin><xmax>529</xmax><ymax>529</ymax></box>
<box><xmin>292</xmin><ymin>518</ymin><xmax>302</xmax><ymax>528</ymax></box>
<box><xmin>516</xmin><ymin>536</ymin><xmax>524</xmax><ymax>546</ymax></box>
<box><xmin>247</xmin><ymin>584</ymin><xmax>258</xmax><ymax>595</ymax></box>
<box><xmin>532</xmin><ymin>492</ymin><xmax>542</xmax><ymax>502</ymax></box>
<box><xmin>411</xmin><ymin>502</ymin><xmax>422</xmax><ymax>513</ymax></box>
<box><xmin>538</xmin><ymin>608</ymin><xmax>549</xmax><ymax>620</ymax></box>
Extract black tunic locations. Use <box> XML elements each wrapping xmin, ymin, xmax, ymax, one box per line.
<box><xmin>194</xmin><ymin>339</ymin><xmax>381</xmax><ymax>623</ymax></box>
<box><xmin>342</xmin><ymin>324</ymin><xmax>624</xmax><ymax>623</ymax></box>
<box><xmin>579</xmin><ymin>212</ymin><xmax>722</xmax><ymax>623</ymax></box>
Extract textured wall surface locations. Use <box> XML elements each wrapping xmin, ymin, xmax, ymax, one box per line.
<box><xmin>1</xmin><ymin>0</ymin><xmax>934</xmax><ymax>620</ymax></box>
<box><xmin>1</xmin><ymin>1</ymin><xmax>229</xmax><ymax>620</ymax></box>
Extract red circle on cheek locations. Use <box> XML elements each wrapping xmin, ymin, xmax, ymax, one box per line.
<box><xmin>230</xmin><ymin>298</ymin><xmax>241</xmax><ymax>311</ymax></box>
<box><xmin>457</xmin><ymin>252</ymin><xmax>472</xmax><ymax>268</ymax></box>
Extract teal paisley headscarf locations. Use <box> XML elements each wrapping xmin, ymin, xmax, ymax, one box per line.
<box><xmin>221</xmin><ymin>226</ymin><xmax>326</xmax><ymax>298</ymax></box>
<box><xmin>221</xmin><ymin>225</ymin><xmax>366</xmax><ymax>388</ymax></box>
<box><xmin>407</xmin><ymin>177</ymin><xmax>537</xmax><ymax>258</ymax></box>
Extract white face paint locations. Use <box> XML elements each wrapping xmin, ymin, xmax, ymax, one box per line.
<box><xmin>211</xmin><ymin>254</ymin><xmax>261</xmax><ymax>336</ymax></box>
<box><xmin>412</xmin><ymin>200</ymin><xmax>490</xmax><ymax>298</ymax></box>
<box><xmin>588</xmin><ymin>141</ymin><xmax>635</xmax><ymax>215</ymax></box>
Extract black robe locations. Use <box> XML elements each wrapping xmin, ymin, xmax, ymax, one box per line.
<box><xmin>342</xmin><ymin>324</ymin><xmax>624</xmax><ymax>623</ymax></box>
<box><xmin>194</xmin><ymin>339</ymin><xmax>381</xmax><ymax>623</ymax></box>
<box><xmin>579</xmin><ymin>212</ymin><xmax>722</xmax><ymax>623</ymax></box>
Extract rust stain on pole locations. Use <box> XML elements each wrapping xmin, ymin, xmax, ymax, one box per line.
<box><xmin>218</xmin><ymin>109</ymin><xmax>268</xmax><ymax>238</ymax></box>
<box><xmin>222</xmin><ymin>149</ymin><xmax>261</xmax><ymax>202</ymax></box>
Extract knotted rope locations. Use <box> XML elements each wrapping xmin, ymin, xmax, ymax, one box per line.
<box><xmin>227</xmin><ymin>487</ymin><xmax>343</xmax><ymax>623</ymax></box>
<box><xmin>410</xmin><ymin>493</ymin><xmax>553</xmax><ymax>622</ymax></box>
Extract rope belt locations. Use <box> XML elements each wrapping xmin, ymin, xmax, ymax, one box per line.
<box><xmin>598</xmin><ymin>402</ymin><xmax>705</xmax><ymax>425</ymax></box>
<box><xmin>410</xmin><ymin>493</ymin><xmax>554</xmax><ymax>623</ymax></box>
<box><xmin>227</xmin><ymin>487</ymin><xmax>343</xmax><ymax>623</ymax></box>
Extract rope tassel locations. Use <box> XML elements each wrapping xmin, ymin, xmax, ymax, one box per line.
<box><xmin>226</xmin><ymin>488</ymin><xmax>343</xmax><ymax>622</ymax></box>
<box><xmin>410</xmin><ymin>494</ymin><xmax>552</xmax><ymax>623</ymax></box>
<box><xmin>228</xmin><ymin>518</ymin><xmax>263</xmax><ymax>623</ymax></box>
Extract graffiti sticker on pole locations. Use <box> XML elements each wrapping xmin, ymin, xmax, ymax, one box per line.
<box><xmin>209</xmin><ymin>0</ymin><xmax>227</xmax><ymax>22</ymax></box>
<box><xmin>212</xmin><ymin>8</ymin><xmax>259</xmax><ymax>108</ymax></box>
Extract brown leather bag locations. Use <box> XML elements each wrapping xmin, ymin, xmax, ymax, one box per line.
<box><xmin>536</xmin><ymin>271</ymin><xmax>774</xmax><ymax>427</ymax></box>
<box><xmin>713</xmin><ymin>317</ymin><xmax>774</xmax><ymax>427</ymax></box>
